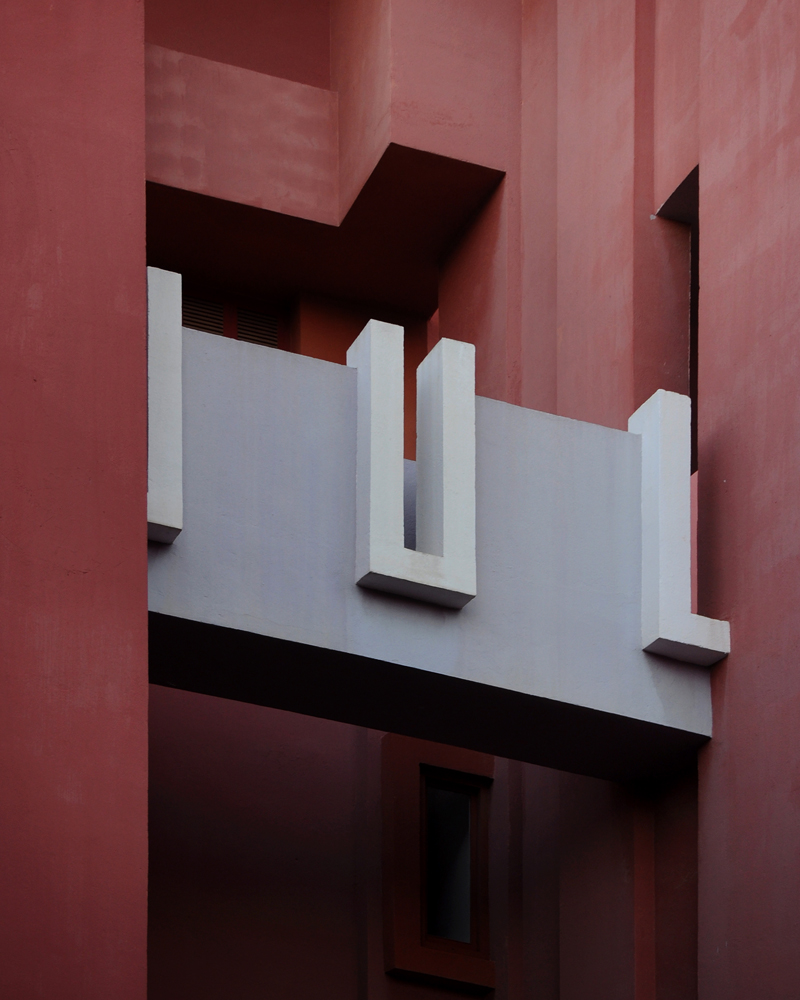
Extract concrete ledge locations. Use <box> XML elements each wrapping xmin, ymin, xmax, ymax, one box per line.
<box><xmin>149</xmin><ymin>612</ymin><xmax>707</xmax><ymax>784</ymax></box>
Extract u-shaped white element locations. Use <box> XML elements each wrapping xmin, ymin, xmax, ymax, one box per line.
<box><xmin>347</xmin><ymin>321</ymin><xmax>476</xmax><ymax>608</ymax></box>
<box><xmin>628</xmin><ymin>390</ymin><xmax>729</xmax><ymax>665</ymax></box>
<box><xmin>147</xmin><ymin>266</ymin><xmax>183</xmax><ymax>543</ymax></box>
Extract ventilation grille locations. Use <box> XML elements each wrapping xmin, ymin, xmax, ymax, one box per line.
<box><xmin>183</xmin><ymin>296</ymin><xmax>224</xmax><ymax>335</ymax></box>
<box><xmin>237</xmin><ymin>308</ymin><xmax>279</xmax><ymax>348</ymax></box>
<box><xmin>181</xmin><ymin>296</ymin><xmax>279</xmax><ymax>347</ymax></box>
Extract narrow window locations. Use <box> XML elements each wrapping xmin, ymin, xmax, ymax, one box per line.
<box><xmin>381</xmin><ymin>735</ymin><xmax>495</xmax><ymax>992</ymax></box>
<box><xmin>424</xmin><ymin>781</ymin><xmax>473</xmax><ymax>943</ymax></box>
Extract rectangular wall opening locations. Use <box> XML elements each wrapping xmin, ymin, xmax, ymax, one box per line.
<box><xmin>658</xmin><ymin>165</ymin><xmax>699</xmax><ymax>471</ymax></box>
<box><xmin>425</xmin><ymin>782</ymin><xmax>473</xmax><ymax>943</ymax></box>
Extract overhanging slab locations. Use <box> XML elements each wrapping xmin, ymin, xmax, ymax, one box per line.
<box><xmin>149</xmin><ymin>612</ymin><xmax>706</xmax><ymax>783</ymax></box>
<box><xmin>148</xmin><ymin>330</ymin><xmax>713</xmax><ymax>778</ymax></box>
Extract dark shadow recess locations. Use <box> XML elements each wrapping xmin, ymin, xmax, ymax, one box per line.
<box><xmin>147</xmin><ymin>143</ymin><xmax>504</xmax><ymax>319</ymax></box>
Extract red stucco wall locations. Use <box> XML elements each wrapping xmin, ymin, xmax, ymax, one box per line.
<box><xmin>145</xmin><ymin>0</ymin><xmax>331</xmax><ymax>89</ymax></box>
<box><xmin>0</xmin><ymin>2</ymin><xmax>148</xmax><ymax>997</ymax></box>
<box><xmin>697</xmin><ymin>0</ymin><xmax>800</xmax><ymax>995</ymax></box>
<box><xmin>142</xmin><ymin>1</ymin><xmax>701</xmax><ymax>997</ymax></box>
<box><xmin>5</xmin><ymin>0</ymin><xmax>799</xmax><ymax>996</ymax></box>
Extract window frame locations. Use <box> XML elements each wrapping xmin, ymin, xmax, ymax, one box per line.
<box><xmin>382</xmin><ymin>734</ymin><xmax>495</xmax><ymax>993</ymax></box>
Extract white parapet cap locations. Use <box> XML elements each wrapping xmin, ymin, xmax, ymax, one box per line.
<box><xmin>347</xmin><ymin>320</ymin><xmax>476</xmax><ymax>609</ymax></box>
<box><xmin>628</xmin><ymin>389</ymin><xmax>730</xmax><ymax>665</ymax></box>
<box><xmin>147</xmin><ymin>266</ymin><xmax>183</xmax><ymax>544</ymax></box>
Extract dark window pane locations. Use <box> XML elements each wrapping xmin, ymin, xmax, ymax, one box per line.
<box><xmin>426</xmin><ymin>785</ymin><xmax>471</xmax><ymax>943</ymax></box>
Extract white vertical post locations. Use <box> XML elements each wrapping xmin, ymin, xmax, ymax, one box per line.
<box><xmin>416</xmin><ymin>338</ymin><xmax>476</xmax><ymax>590</ymax></box>
<box><xmin>347</xmin><ymin>321</ymin><xmax>476</xmax><ymax>608</ymax></box>
<box><xmin>147</xmin><ymin>266</ymin><xmax>183</xmax><ymax>544</ymax></box>
<box><xmin>348</xmin><ymin>320</ymin><xmax>406</xmax><ymax>581</ymax></box>
<box><xmin>628</xmin><ymin>390</ymin><xmax>729</xmax><ymax>665</ymax></box>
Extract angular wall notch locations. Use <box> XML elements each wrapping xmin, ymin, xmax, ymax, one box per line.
<box><xmin>628</xmin><ymin>390</ymin><xmax>729</xmax><ymax>665</ymax></box>
<box><xmin>347</xmin><ymin>321</ymin><xmax>476</xmax><ymax>608</ymax></box>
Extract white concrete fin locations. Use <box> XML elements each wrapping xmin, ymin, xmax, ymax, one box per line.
<box><xmin>147</xmin><ymin>266</ymin><xmax>183</xmax><ymax>544</ymax></box>
<box><xmin>347</xmin><ymin>320</ymin><xmax>476</xmax><ymax>608</ymax></box>
<box><xmin>628</xmin><ymin>390</ymin><xmax>730</xmax><ymax>665</ymax></box>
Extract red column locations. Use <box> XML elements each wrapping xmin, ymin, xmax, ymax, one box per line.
<box><xmin>698</xmin><ymin>0</ymin><xmax>800</xmax><ymax>996</ymax></box>
<box><xmin>0</xmin><ymin>2</ymin><xmax>148</xmax><ymax>997</ymax></box>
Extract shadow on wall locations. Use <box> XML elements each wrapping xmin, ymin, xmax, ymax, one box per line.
<box><xmin>148</xmin><ymin>685</ymin><xmax>698</xmax><ymax>1000</ymax></box>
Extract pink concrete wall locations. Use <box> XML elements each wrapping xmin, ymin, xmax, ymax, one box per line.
<box><xmin>39</xmin><ymin>0</ymin><xmax>795</xmax><ymax>996</ymax></box>
<box><xmin>0</xmin><ymin>1</ymin><xmax>148</xmax><ymax>996</ymax></box>
<box><xmin>149</xmin><ymin>690</ymin><xmax>516</xmax><ymax>999</ymax></box>
<box><xmin>438</xmin><ymin>0</ymin><xmax>690</xmax><ymax>426</ymax></box>
<box><xmin>655</xmin><ymin>775</ymin><xmax>698</xmax><ymax>1000</ymax></box>
<box><xmin>146</xmin><ymin>45</ymin><xmax>338</xmax><ymax>224</ymax></box>
<box><xmin>632</xmin><ymin>0</ymin><xmax>693</xmax><ymax>413</ymax></box>
<box><xmin>559</xmin><ymin>775</ymin><xmax>638</xmax><ymax>1000</ymax></box>
<box><xmin>520</xmin><ymin>0</ymin><xmax>558</xmax><ymax>413</ymax></box>
<box><xmin>331</xmin><ymin>0</ymin><xmax>392</xmax><ymax>215</ymax></box>
<box><xmin>390</xmin><ymin>0</ymin><xmax>515</xmax><ymax>171</ymax></box>
<box><xmin>152</xmin><ymin>690</ymin><xmax>673</xmax><ymax>999</ymax></box>
<box><xmin>697</xmin><ymin>0</ymin><xmax>800</xmax><ymax>996</ymax></box>
<box><xmin>427</xmin><ymin>1</ymin><xmax>523</xmax><ymax>406</ymax></box>
<box><xmin>438</xmin><ymin>185</ymin><xmax>517</xmax><ymax>402</ymax></box>
<box><xmin>555</xmin><ymin>0</ymin><xmax>636</xmax><ymax>428</ymax></box>
<box><xmin>653</xmin><ymin>0</ymin><xmax>699</xmax><ymax>209</ymax></box>
<box><xmin>149</xmin><ymin>689</ymin><xmax>362</xmax><ymax>999</ymax></box>
<box><xmin>145</xmin><ymin>0</ymin><xmax>331</xmax><ymax>89</ymax></box>
<box><xmin>150</xmin><ymin>688</ymin><xmax>699</xmax><ymax>1000</ymax></box>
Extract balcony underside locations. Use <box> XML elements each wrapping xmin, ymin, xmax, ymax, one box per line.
<box><xmin>150</xmin><ymin>611</ymin><xmax>706</xmax><ymax>783</ymax></box>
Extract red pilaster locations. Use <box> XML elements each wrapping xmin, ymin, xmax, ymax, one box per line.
<box><xmin>698</xmin><ymin>0</ymin><xmax>800</xmax><ymax>996</ymax></box>
<box><xmin>0</xmin><ymin>2</ymin><xmax>148</xmax><ymax>996</ymax></box>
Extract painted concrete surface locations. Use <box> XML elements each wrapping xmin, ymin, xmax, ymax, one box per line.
<box><xmin>148</xmin><ymin>330</ymin><xmax>711</xmax><ymax>738</ymax></box>
<box><xmin>347</xmin><ymin>321</ymin><xmax>476</xmax><ymax>607</ymax></box>
<box><xmin>145</xmin><ymin>0</ymin><xmax>331</xmax><ymax>89</ymax></box>
<box><xmin>0</xmin><ymin>2</ymin><xmax>149</xmax><ymax>997</ymax></box>
<box><xmin>697</xmin><ymin>1</ymin><xmax>800</xmax><ymax>995</ymax></box>
<box><xmin>145</xmin><ymin>45</ymin><xmax>338</xmax><ymax>225</ymax></box>
<box><xmin>147</xmin><ymin>266</ymin><xmax>183</xmax><ymax>543</ymax></box>
<box><xmin>629</xmin><ymin>390</ymin><xmax>729</xmax><ymax>665</ymax></box>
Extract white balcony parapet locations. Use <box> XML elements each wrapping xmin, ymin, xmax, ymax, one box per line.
<box><xmin>148</xmin><ymin>333</ymin><xmax>715</xmax><ymax>765</ymax></box>
<box><xmin>628</xmin><ymin>390</ymin><xmax>729</xmax><ymax>665</ymax></box>
<box><xmin>347</xmin><ymin>321</ymin><xmax>476</xmax><ymax>608</ymax></box>
<box><xmin>147</xmin><ymin>266</ymin><xmax>183</xmax><ymax>543</ymax></box>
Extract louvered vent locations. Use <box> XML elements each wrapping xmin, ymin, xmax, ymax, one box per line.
<box><xmin>182</xmin><ymin>296</ymin><xmax>224</xmax><ymax>335</ymax></box>
<box><xmin>238</xmin><ymin>308</ymin><xmax>279</xmax><ymax>348</ymax></box>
